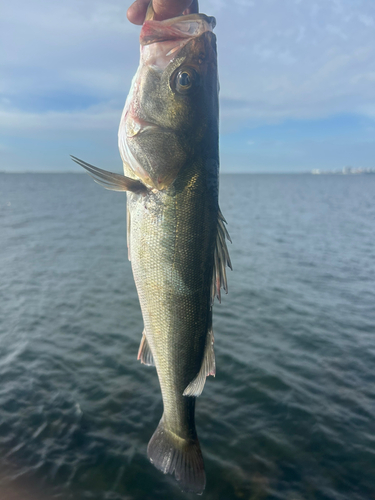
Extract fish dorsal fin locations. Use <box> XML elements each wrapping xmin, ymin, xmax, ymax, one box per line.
<box><xmin>138</xmin><ymin>331</ymin><xmax>155</xmax><ymax>366</ymax></box>
<box><xmin>70</xmin><ymin>156</ymin><xmax>148</xmax><ymax>195</ymax></box>
<box><xmin>211</xmin><ymin>208</ymin><xmax>232</xmax><ymax>303</ymax></box>
<box><xmin>183</xmin><ymin>327</ymin><xmax>215</xmax><ymax>397</ymax></box>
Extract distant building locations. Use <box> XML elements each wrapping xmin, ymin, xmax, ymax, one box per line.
<box><xmin>311</xmin><ymin>167</ymin><xmax>375</xmax><ymax>175</ymax></box>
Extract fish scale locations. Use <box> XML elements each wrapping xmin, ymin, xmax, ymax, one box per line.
<box><xmin>71</xmin><ymin>8</ymin><xmax>231</xmax><ymax>495</ymax></box>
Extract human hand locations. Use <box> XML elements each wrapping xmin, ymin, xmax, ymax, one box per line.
<box><xmin>127</xmin><ymin>0</ymin><xmax>199</xmax><ymax>25</ymax></box>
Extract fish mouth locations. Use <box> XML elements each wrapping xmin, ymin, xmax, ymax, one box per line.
<box><xmin>140</xmin><ymin>14</ymin><xmax>216</xmax><ymax>46</ymax></box>
<box><xmin>126</xmin><ymin>115</ymin><xmax>159</xmax><ymax>138</ymax></box>
<box><xmin>139</xmin><ymin>14</ymin><xmax>216</xmax><ymax>70</ymax></box>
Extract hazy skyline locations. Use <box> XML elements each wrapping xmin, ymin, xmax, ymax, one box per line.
<box><xmin>1</xmin><ymin>0</ymin><xmax>374</xmax><ymax>173</ymax></box>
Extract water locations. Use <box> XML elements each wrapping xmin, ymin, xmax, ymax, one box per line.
<box><xmin>1</xmin><ymin>172</ymin><xmax>374</xmax><ymax>500</ymax></box>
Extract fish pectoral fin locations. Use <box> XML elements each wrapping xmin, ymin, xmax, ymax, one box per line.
<box><xmin>137</xmin><ymin>331</ymin><xmax>155</xmax><ymax>366</ymax></box>
<box><xmin>70</xmin><ymin>155</ymin><xmax>148</xmax><ymax>195</ymax></box>
<box><xmin>211</xmin><ymin>207</ymin><xmax>232</xmax><ymax>304</ymax></box>
<box><xmin>183</xmin><ymin>327</ymin><xmax>215</xmax><ymax>397</ymax></box>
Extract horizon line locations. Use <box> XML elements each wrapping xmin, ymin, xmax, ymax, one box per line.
<box><xmin>0</xmin><ymin>170</ymin><xmax>319</xmax><ymax>175</ymax></box>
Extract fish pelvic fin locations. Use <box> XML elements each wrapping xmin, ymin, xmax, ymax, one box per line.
<box><xmin>137</xmin><ymin>331</ymin><xmax>155</xmax><ymax>366</ymax></box>
<box><xmin>183</xmin><ymin>327</ymin><xmax>215</xmax><ymax>397</ymax></box>
<box><xmin>211</xmin><ymin>207</ymin><xmax>232</xmax><ymax>304</ymax></box>
<box><xmin>70</xmin><ymin>156</ymin><xmax>148</xmax><ymax>195</ymax></box>
<box><xmin>147</xmin><ymin>416</ymin><xmax>205</xmax><ymax>494</ymax></box>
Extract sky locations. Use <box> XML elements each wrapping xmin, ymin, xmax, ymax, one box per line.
<box><xmin>1</xmin><ymin>0</ymin><xmax>375</xmax><ymax>173</ymax></box>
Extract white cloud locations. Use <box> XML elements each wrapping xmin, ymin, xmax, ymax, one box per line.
<box><xmin>325</xmin><ymin>23</ymin><xmax>348</xmax><ymax>39</ymax></box>
<box><xmin>1</xmin><ymin>0</ymin><xmax>375</xmax><ymax>170</ymax></box>
<box><xmin>358</xmin><ymin>14</ymin><xmax>374</xmax><ymax>27</ymax></box>
<box><xmin>214</xmin><ymin>0</ymin><xmax>375</xmax><ymax>130</ymax></box>
<box><xmin>0</xmin><ymin>0</ymin><xmax>140</xmax><ymax>103</ymax></box>
<box><xmin>0</xmin><ymin>104</ymin><xmax>119</xmax><ymax>134</ymax></box>
<box><xmin>2</xmin><ymin>0</ymin><xmax>375</xmax><ymax>124</ymax></box>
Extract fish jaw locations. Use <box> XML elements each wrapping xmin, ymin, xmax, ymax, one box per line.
<box><xmin>118</xmin><ymin>15</ymin><xmax>217</xmax><ymax>191</ymax></box>
<box><xmin>140</xmin><ymin>14</ymin><xmax>216</xmax><ymax>49</ymax></box>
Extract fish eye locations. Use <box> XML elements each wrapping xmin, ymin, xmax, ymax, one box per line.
<box><xmin>179</xmin><ymin>72</ymin><xmax>191</xmax><ymax>87</ymax></box>
<box><xmin>174</xmin><ymin>68</ymin><xmax>199</xmax><ymax>94</ymax></box>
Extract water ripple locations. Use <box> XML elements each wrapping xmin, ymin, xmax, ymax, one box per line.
<box><xmin>0</xmin><ymin>173</ymin><xmax>375</xmax><ymax>499</ymax></box>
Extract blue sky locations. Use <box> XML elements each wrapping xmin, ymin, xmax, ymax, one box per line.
<box><xmin>1</xmin><ymin>0</ymin><xmax>374</xmax><ymax>173</ymax></box>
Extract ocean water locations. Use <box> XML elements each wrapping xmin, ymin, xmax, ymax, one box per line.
<box><xmin>1</xmin><ymin>172</ymin><xmax>374</xmax><ymax>500</ymax></box>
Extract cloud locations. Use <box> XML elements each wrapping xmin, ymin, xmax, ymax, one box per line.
<box><xmin>0</xmin><ymin>105</ymin><xmax>119</xmax><ymax>134</ymax></box>
<box><xmin>1</xmin><ymin>0</ymin><xmax>375</xmax><ymax>171</ymax></box>
<box><xmin>213</xmin><ymin>0</ymin><xmax>375</xmax><ymax>130</ymax></box>
<box><xmin>358</xmin><ymin>14</ymin><xmax>374</xmax><ymax>27</ymax></box>
<box><xmin>1</xmin><ymin>0</ymin><xmax>139</xmax><ymax>110</ymax></box>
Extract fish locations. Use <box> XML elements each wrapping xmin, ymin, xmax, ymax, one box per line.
<box><xmin>71</xmin><ymin>4</ymin><xmax>231</xmax><ymax>494</ymax></box>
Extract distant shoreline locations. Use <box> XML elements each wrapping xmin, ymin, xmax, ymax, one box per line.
<box><xmin>1</xmin><ymin>169</ymin><xmax>374</xmax><ymax>175</ymax></box>
<box><xmin>311</xmin><ymin>167</ymin><xmax>375</xmax><ymax>175</ymax></box>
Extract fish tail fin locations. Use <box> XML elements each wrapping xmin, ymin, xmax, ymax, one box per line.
<box><xmin>147</xmin><ymin>416</ymin><xmax>206</xmax><ymax>494</ymax></box>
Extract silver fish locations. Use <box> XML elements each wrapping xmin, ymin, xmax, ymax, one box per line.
<box><xmin>71</xmin><ymin>7</ymin><xmax>231</xmax><ymax>494</ymax></box>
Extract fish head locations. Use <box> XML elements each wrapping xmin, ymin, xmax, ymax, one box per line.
<box><xmin>119</xmin><ymin>15</ymin><xmax>218</xmax><ymax>190</ymax></box>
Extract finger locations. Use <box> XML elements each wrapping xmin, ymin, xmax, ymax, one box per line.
<box><xmin>152</xmin><ymin>0</ymin><xmax>193</xmax><ymax>20</ymax></box>
<box><xmin>127</xmin><ymin>0</ymin><xmax>150</xmax><ymax>25</ymax></box>
<box><xmin>182</xmin><ymin>0</ymin><xmax>199</xmax><ymax>15</ymax></box>
<box><xmin>127</xmin><ymin>0</ymin><xmax>196</xmax><ymax>25</ymax></box>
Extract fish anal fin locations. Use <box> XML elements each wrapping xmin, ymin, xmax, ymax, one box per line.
<box><xmin>211</xmin><ymin>207</ymin><xmax>232</xmax><ymax>304</ymax></box>
<box><xmin>70</xmin><ymin>156</ymin><xmax>148</xmax><ymax>195</ymax></box>
<box><xmin>137</xmin><ymin>331</ymin><xmax>155</xmax><ymax>366</ymax></box>
<box><xmin>183</xmin><ymin>328</ymin><xmax>215</xmax><ymax>397</ymax></box>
